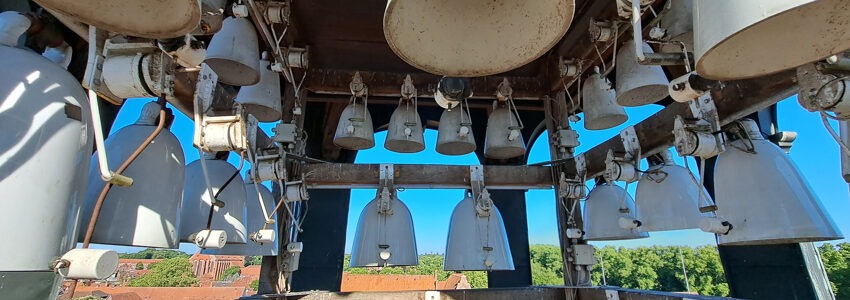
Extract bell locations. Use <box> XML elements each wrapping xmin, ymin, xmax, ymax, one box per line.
<box><xmin>583</xmin><ymin>182</ymin><xmax>649</xmax><ymax>241</ymax></box>
<box><xmin>235</xmin><ymin>54</ymin><xmax>282</xmax><ymax>122</ymax></box>
<box><xmin>33</xmin><ymin>0</ymin><xmax>201</xmax><ymax>39</ymax></box>
<box><xmin>79</xmin><ymin>102</ymin><xmax>185</xmax><ymax>248</ymax></box>
<box><xmin>484</xmin><ymin>104</ymin><xmax>526</xmax><ymax>159</ymax></box>
<box><xmin>180</xmin><ymin>154</ymin><xmax>248</xmax><ymax>244</ymax></box>
<box><xmin>333</xmin><ymin>101</ymin><xmax>375</xmax><ymax>150</ymax></box>
<box><xmin>583</xmin><ymin>69</ymin><xmax>628</xmax><ymax>130</ymax></box>
<box><xmin>384</xmin><ymin>0</ymin><xmax>575</xmax><ymax>76</ymax></box>
<box><xmin>655</xmin><ymin>0</ymin><xmax>694</xmax><ymax>54</ymax></box>
<box><xmin>203</xmin><ymin>17</ymin><xmax>260</xmax><ymax>86</ymax></box>
<box><xmin>694</xmin><ymin>0</ymin><xmax>850</xmax><ymax>80</ymax></box>
<box><xmin>634</xmin><ymin>150</ymin><xmax>709</xmax><ymax>232</ymax></box>
<box><xmin>350</xmin><ymin>188</ymin><xmax>418</xmax><ymax>267</ymax></box>
<box><xmin>0</xmin><ymin>36</ymin><xmax>93</xmax><ymax>272</ymax></box>
<box><xmin>384</xmin><ymin>99</ymin><xmax>425</xmax><ymax>153</ymax></box>
<box><xmin>444</xmin><ymin>193</ymin><xmax>513</xmax><ymax>271</ymax></box>
<box><xmin>436</xmin><ymin>106</ymin><xmax>476</xmax><ymax>156</ymax></box>
<box><xmin>711</xmin><ymin>119</ymin><xmax>842</xmax><ymax>245</ymax></box>
<box><xmin>615</xmin><ymin>41</ymin><xmax>670</xmax><ymax>107</ymax></box>
<box><xmin>204</xmin><ymin>180</ymin><xmax>278</xmax><ymax>256</ymax></box>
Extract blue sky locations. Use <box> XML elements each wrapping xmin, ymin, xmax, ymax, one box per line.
<box><xmin>88</xmin><ymin>95</ymin><xmax>850</xmax><ymax>255</ymax></box>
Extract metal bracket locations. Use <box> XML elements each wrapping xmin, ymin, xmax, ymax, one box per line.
<box><xmin>559</xmin><ymin>57</ymin><xmax>581</xmax><ymax>78</ymax></box>
<box><xmin>604</xmin><ymin>127</ymin><xmax>640</xmax><ymax>183</ymax></box>
<box><xmin>254</xmin><ymin>153</ymin><xmax>286</xmax><ymax>182</ymax></box>
<box><xmin>192</xmin><ymin>64</ymin><xmax>249</xmax><ymax>153</ymax></box>
<box><xmin>401</xmin><ymin>74</ymin><xmax>416</xmax><ymax>100</ymax></box>
<box><xmin>350</xmin><ymin>72</ymin><xmax>368</xmax><ymax>98</ymax></box>
<box><xmin>377</xmin><ymin>164</ymin><xmax>395</xmax><ymax>215</ymax></box>
<box><xmin>470</xmin><ymin>165</ymin><xmax>493</xmax><ymax>217</ymax></box>
<box><xmin>673</xmin><ymin>94</ymin><xmax>726</xmax><ymax>158</ymax></box>
<box><xmin>281</xmin><ymin>242</ymin><xmax>303</xmax><ymax>272</ymax></box>
<box><xmin>496</xmin><ymin>78</ymin><xmax>513</xmax><ymax>101</ymax></box>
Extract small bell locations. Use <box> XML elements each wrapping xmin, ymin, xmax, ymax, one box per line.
<box><xmin>384</xmin><ymin>99</ymin><xmax>425</xmax><ymax>153</ymax></box>
<box><xmin>484</xmin><ymin>102</ymin><xmax>526</xmax><ymax>159</ymax></box>
<box><xmin>333</xmin><ymin>99</ymin><xmax>375</xmax><ymax>150</ymax></box>
<box><xmin>582</xmin><ymin>68</ymin><xmax>628</xmax><ymax>130</ymax></box>
<box><xmin>203</xmin><ymin>17</ymin><xmax>260</xmax><ymax>86</ymax></box>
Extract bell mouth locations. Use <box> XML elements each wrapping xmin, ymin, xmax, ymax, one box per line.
<box><xmin>385</xmin><ymin>140</ymin><xmax>425</xmax><ymax>153</ymax></box>
<box><xmin>585</xmin><ymin>115</ymin><xmax>628</xmax><ymax>130</ymax></box>
<box><xmin>204</xmin><ymin>58</ymin><xmax>261</xmax><ymax>86</ymax></box>
<box><xmin>436</xmin><ymin>142</ymin><xmax>476</xmax><ymax>156</ymax></box>
<box><xmin>240</xmin><ymin>104</ymin><xmax>282</xmax><ymax>123</ymax></box>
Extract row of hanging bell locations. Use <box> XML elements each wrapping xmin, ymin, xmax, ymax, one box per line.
<box><xmin>334</xmin><ymin>95</ymin><xmax>527</xmax><ymax>160</ymax></box>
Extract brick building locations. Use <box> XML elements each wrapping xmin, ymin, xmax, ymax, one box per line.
<box><xmin>189</xmin><ymin>253</ymin><xmax>245</xmax><ymax>282</ymax></box>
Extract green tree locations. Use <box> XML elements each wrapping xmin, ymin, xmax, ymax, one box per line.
<box><xmin>219</xmin><ymin>266</ymin><xmax>242</xmax><ymax>281</ymax></box>
<box><xmin>129</xmin><ymin>257</ymin><xmax>198</xmax><ymax>287</ymax></box>
<box><xmin>529</xmin><ymin>244</ymin><xmax>564</xmax><ymax>285</ymax></box>
<box><xmin>135</xmin><ymin>262</ymin><xmax>144</xmax><ymax>270</ymax></box>
<box><xmin>245</xmin><ymin>256</ymin><xmax>263</xmax><ymax>266</ymax></box>
<box><xmin>461</xmin><ymin>271</ymin><xmax>488</xmax><ymax>288</ymax></box>
<box><xmin>820</xmin><ymin>243</ymin><xmax>850</xmax><ymax>298</ymax></box>
<box><xmin>119</xmin><ymin>248</ymin><xmax>189</xmax><ymax>260</ymax></box>
<box><xmin>250</xmin><ymin>279</ymin><xmax>260</xmax><ymax>291</ymax></box>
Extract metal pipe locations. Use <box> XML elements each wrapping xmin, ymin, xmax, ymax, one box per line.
<box><xmin>631</xmin><ymin>0</ymin><xmax>689</xmax><ymax>66</ymax></box>
<box><xmin>631</xmin><ymin>0</ymin><xmax>646</xmax><ymax>63</ymax></box>
<box><xmin>65</xmin><ymin>105</ymin><xmax>167</xmax><ymax>300</ymax></box>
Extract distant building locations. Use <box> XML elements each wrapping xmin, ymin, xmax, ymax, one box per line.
<box><xmin>189</xmin><ymin>253</ymin><xmax>245</xmax><ymax>283</ymax></box>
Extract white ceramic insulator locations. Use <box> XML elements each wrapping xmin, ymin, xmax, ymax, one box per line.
<box><xmin>57</xmin><ymin>249</ymin><xmax>119</xmax><ymax>280</ymax></box>
<box><xmin>252</xmin><ymin>229</ymin><xmax>276</xmax><ymax>244</ymax></box>
<box><xmin>565</xmin><ymin>228</ymin><xmax>584</xmax><ymax>239</ymax></box>
<box><xmin>194</xmin><ymin>229</ymin><xmax>227</xmax><ymax>249</ymax></box>
<box><xmin>618</xmin><ymin>216</ymin><xmax>642</xmax><ymax>229</ymax></box>
<box><xmin>669</xmin><ymin>73</ymin><xmax>705</xmax><ymax>103</ymax></box>
<box><xmin>699</xmin><ymin>217</ymin><xmax>732</xmax><ymax>234</ymax></box>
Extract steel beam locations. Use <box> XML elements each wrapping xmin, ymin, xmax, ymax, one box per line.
<box><xmin>302</xmin><ymin>164</ymin><xmax>554</xmax><ymax>190</ymax></box>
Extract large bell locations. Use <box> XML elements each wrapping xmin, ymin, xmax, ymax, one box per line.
<box><xmin>436</xmin><ymin>106</ymin><xmax>476</xmax><ymax>156</ymax></box>
<box><xmin>712</xmin><ymin>120</ymin><xmax>842</xmax><ymax>245</ymax></box>
<box><xmin>0</xmin><ymin>32</ymin><xmax>93</xmax><ymax>273</ymax></box>
<box><xmin>384</xmin><ymin>0</ymin><xmax>575</xmax><ymax>76</ymax></box>
<box><xmin>694</xmin><ymin>0</ymin><xmax>850</xmax><ymax>80</ymax></box>
<box><xmin>444</xmin><ymin>193</ymin><xmax>513</xmax><ymax>271</ymax></box>
<box><xmin>79</xmin><ymin>102</ymin><xmax>185</xmax><ymax>248</ymax></box>
<box><xmin>33</xmin><ymin>0</ymin><xmax>201</xmax><ymax>39</ymax></box>
<box><xmin>583</xmin><ymin>182</ymin><xmax>649</xmax><ymax>241</ymax></box>
<box><xmin>634</xmin><ymin>150</ymin><xmax>709</xmax><ymax>232</ymax></box>
<box><xmin>615</xmin><ymin>41</ymin><xmax>670</xmax><ymax>107</ymax></box>
<box><xmin>333</xmin><ymin>101</ymin><xmax>375</xmax><ymax>150</ymax></box>
<box><xmin>235</xmin><ymin>55</ymin><xmax>282</xmax><ymax>122</ymax></box>
<box><xmin>203</xmin><ymin>17</ymin><xmax>260</xmax><ymax>86</ymax></box>
<box><xmin>384</xmin><ymin>99</ymin><xmax>425</xmax><ymax>153</ymax></box>
<box><xmin>484</xmin><ymin>105</ymin><xmax>526</xmax><ymax>159</ymax></box>
<box><xmin>583</xmin><ymin>70</ymin><xmax>627</xmax><ymax>130</ymax></box>
<box><xmin>350</xmin><ymin>188</ymin><xmax>418</xmax><ymax>267</ymax></box>
<box><xmin>204</xmin><ymin>180</ymin><xmax>278</xmax><ymax>256</ymax></box>
<box><xmin>180</xmin><ymin>154</ymin><xmax>248</xmax><ymax>244</ymax></box>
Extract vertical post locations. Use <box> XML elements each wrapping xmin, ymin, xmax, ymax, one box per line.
<box><xmin>288</xmin><ymin>100</ymin><xmax>357</xmax><ymax>292</ymax></box>
<box><xmin>542</xmin><ymin>93</ymin><xmax>582</xmax><ymax>285</ymax></box>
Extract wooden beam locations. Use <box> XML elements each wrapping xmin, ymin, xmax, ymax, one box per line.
<box><xmin>304</xmin><ymin>69</ymin><xmax>544</xmax><ymax>100</ymax></box>
<box><xmin>302</xmin><ymin>164</ymin><xmax>554</xmax><ymax>190</ymax></box>
<box><xmin>560</xmin><ymin>70</ymin><xmax>798</xmax><ymax>179</ymax></box>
